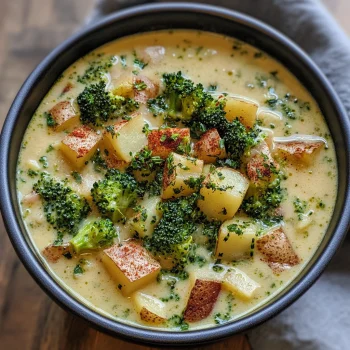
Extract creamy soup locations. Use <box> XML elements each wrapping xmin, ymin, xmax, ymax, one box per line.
<box><xmin>17</xmin><ymin>30</ymin><xmax>337</xmax><ymax>330</ymax></box>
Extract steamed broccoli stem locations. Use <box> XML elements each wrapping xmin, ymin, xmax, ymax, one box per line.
<box><xmin>77</xmin><ymin>81</ymin><xmax>138</xmax><ymax>126</ymax></box>
<box><xmin>91</xmin><ymin>169</ymin><xmax>138</xmax><ymax>223</ymax></box>
<box><xmin>33</xmin><ymin>173</ymin><xmax>91</xmax><ymax>235</ymax></box>
<box><xmin>145</xmin><ymin>194</ymin><xmax>202</xmax><ymax>269</ymax></box>
<box><xmin>70</xmin><ymin>218</ymin><xmax>117</xmax><ymax>253</ymax></box>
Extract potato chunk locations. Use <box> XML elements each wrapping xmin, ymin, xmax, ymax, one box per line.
<box><xmin>148</xmin><ymin>128</ymin><xmax>190</xmax><ymax>159</ymax></box>
<box><xmin>162</xmin><ymin>153</ymin><xmax>204</xmax><ymax>199</ymax></box>
<box><xmin>194</xmin><ymin>128</ymin><xmax>226</xmax><ymax>163</ymax></box>
<box><xmin>50</xmin><ymin>101</ymin><xmax>79</xmax><ymax>131</ymax></box>
<box><xmin>223</xmin><ymin>268</ymin><xmax>260</xmax><ymax>300</ymax></box>
<box><xmin>133</xmin><ymin>75</ymin><xmax>159</xmax><ymax>104</ymax></box>
<box><xmin>246</xmin><ymin>141</ymin><xmax>277</xmax><ymax>185</ymax></box>
<box><xmin>215</xmin><ymin>217</ymin><xmax>258</xmax><ymax>261</ymax></box>
<box><xmin>42</xmin><ymin>243</ymin><xmax>72</xmax><ymax>263</ymax></box>
<box><xmin>184</xmin><ymin>279</ymin><xmax>221</xmax><ymax>322</ymax></box>
<box><xmin>256</xmin><ymin>227</ymin><xmax>300</xmax><ymax>273</ymax></box>
<box><xmin>129</xmin><ymin>196</ymin><xmax>162</xmax><ymax>238</ymax></box>
<box><xmin>60</xmin><ymin>125</ymin><xmax>102</xmax><ymax>168</ymax></box>
<box><xmin>198</xmin><ymin>167</ymin><xmax>249</xmax><ymax>220</ymax></box>
<box><xmin>273</xmin><ymin>135</ymin><xmax>325</xmax><ymax>163</ymax></box>
<box><xmin>104</xmin><ymin>113</ymin><xmax>147</xmax><ymax>162</ymax></box>
<box><xmin>133</xmin><ymin>292</ymin><xmax>167</xmax><ymax>325</ymax></box>
<box><xmin>102</xmin><ymin>241</ymin><xmax>161</xmax><ymax>296</ymax></box>
<box><xmin>224</xmin><ymin>96</ymin><xmax>259</xmax><ymax>128</ymax></box>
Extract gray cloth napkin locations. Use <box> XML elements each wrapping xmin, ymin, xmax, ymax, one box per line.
<box><xmin>87</xmin><ymin>1</ymin><xmax>350</xmax><ymax>349</ymax></box>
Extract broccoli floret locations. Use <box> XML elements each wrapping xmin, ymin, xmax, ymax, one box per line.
<box><xmin>70</xmin><ymin>218</ymin><xmax>117</xmax><ymax>253</ymax></box>
<box><xmin>144</xmin><ymin>194</ymin><xmax>202</xmax><ymax>269</ymax></box>
<box><xmin>77</xmin><ymin>81</ymin><xmax>139</xmax><ymax>126</ymax></box>
<box><xmin>127</xmin><ymin>148</ymin><xmax>164</xmax><ymax>173</ymax></box>
<box><xmin>242</xmin><ymin>177</ymin><xmax>284</xmax><ymax>224</ymax></box>
<box><xmin>33</xmin><ymin>173</ymin><xmax>91</xmax><ymax>235</ymax></box>
<box><xmin>161</xmin><ymin>72</ymin><xmax>207</xmax><ymax>121</ymax></box>
<box><xmin>91</xmin><ymin>169</ymin><xmax>138</xmax><ymax>222</ymax></box>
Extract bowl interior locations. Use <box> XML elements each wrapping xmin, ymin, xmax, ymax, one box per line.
<box><xmin>1</xmin><ymin>3</ymin><xmax>349</xmax><ymax>346</ymax></box>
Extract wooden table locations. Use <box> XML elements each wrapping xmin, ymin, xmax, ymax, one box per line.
<box><xmin>0</xmin><ymin>0</ymin><xmax>348</xmax><ymax>349</ymax></box>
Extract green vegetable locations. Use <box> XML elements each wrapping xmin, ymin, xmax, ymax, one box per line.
<box><xmin>91</xmin><ymin>169</ymin><xmax>138</xmax><ymax>222</ymax></box>
<box><xmin>70</xmin><ymin>218</ymin><xmax>117</xmax><ymax>253</ymax></box>
<box><xmin>33</xmin><ymin>173</ymin><xmax>91</xmax><ymax>235</ymax></box>
<box><xmin>77</xmin><ymin>81</ymin><xmax>139</xmax><ymax>126</ymax></box>
<box><xmin>144</xmin><ymin>194</ymin><xmax>203</xmax><ymax>269</ymax></box>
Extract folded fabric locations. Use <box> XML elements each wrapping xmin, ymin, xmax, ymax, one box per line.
<box><xmin>87</xmin><ymin>1</ymin><xmax>350</xmax><ymax>349</ymax></box>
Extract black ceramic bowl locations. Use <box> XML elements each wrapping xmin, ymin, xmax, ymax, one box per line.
<box><xmin>0</xmin><ymin>2</ymin><xmax>350</xmax><ymax>347</ymax></box>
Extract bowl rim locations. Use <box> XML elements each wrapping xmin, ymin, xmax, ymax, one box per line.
<box><xmin>1</xmin><ymin>2</ymin><xmax>350</xmax><ymax>346</ymax></box>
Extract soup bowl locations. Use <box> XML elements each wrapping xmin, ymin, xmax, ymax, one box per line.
<box><xmin>0</xmin><ymin>2</ymin><xmax>349</xmax><ymax>346</ymax></box>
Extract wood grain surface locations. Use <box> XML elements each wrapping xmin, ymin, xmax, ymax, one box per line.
<box><xmin>0</xmin><ymin>0</ymin><xmax>348</xmax><ymax>349</ymax></box>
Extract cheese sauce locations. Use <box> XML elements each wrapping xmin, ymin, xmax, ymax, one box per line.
<box><xmin>17</xmin><ymin>31</ymin><xmax>337</xmax><ymax>330</ymax></box>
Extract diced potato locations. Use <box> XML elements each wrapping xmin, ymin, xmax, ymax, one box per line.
<box><xmin>112</xmin><ymin>75</ymin><xmax>134</xmax><ymax>97</ymax></box>
<box><xmin>102</xmin><ymin>241</ymin><xmax>161</xmax><ymax>296</ymax></box>
<box><xmin>162</xmin><ymin>153</ymin><xmax>204</xmax><ymax>199</ymax></box>
<box><xmin>256</xmin><ymin>227</ymin><xmax>300</xmax><ymax>273</ymax></box>
<box><xmin>198</xmin><ymin>167</ymin><xmax>249</xmax><ymax>220</ymax></box>
<box><xmin>246</xmin><ymin>141</ymin><xmax>277</xmax><ymax>185</ymax></box>
<box><xmin>224</xmin><ymin>96</ymin><xmax>259</xmax><ymax>128</ymax></box>
<box><xmin>60</xmin><ymin>125</ymin><xmax>102</xmax><ymax>168</ymax></box>
<box><xmin>42</xmin><ymin>243</ymin><xmax>73</xmax><ymax>263</ymax></box>
<box><xmin>273</xmin><ymin>135</ymin><xmax>325</xmax><ymax>164</ymax></box>
<box><xmin>215</xmin><ymin>217</ymin><xmax>258</xmax><ymax>260</ymax></box>
<box><xmin>133</xmin><ymin>75</ymin><xmax>159</xmax><ymax>104</ymax></box>
<box><xmin>104</xmin><ymin>113</ymin><xmax>147</xmax><ymax>162</ymax></box>
<box><xmin>129</xmin><ymin>196</ymin><xmax>162</xmax><ymax>238</ymax></box>
<box><xmin>193</xmin><ymin>128</ymin><xmax>226</xmax><ymax>163</ymax></box>
<box><xmin>50</xmin><ymin>101</ymin><xmax>79</xmax><ymax>131</ymax></box>
<box><xmin>148</xmin><ymin>128</ymin><xmax>190</xmax><ymax>159</ymax></box>
<box><xmin>223</xmin><ymin>268</ymin><xmax>260</xmax><ymax>300</ymax></box>
<box><xmin>184</xmin><ymin>279</ymin><xmax>221</xmax><ymax>322</ymax></box>
<box><xmin>133</xmin><ymin>292</ymin><xmax>167</xmax><ymax>325</ymax></box>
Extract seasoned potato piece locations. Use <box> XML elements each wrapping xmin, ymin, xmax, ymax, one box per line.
<box><xmin>246</xmin><ymin>141</ymin><xmax>277</xmax><ymax>185</ymax></box>
<box><xmin>133</xmin><ymin>292</ymin><xmax>167</xmax><ymax>325</ymax></box>
<box><xmin>256</xmin><ymin>227</ymin><xmax>300</xmax><ymax>273</ymax></box>
<box><xmin>148</xmin><ymin>128</ymin><xmax>190</xmax><ymax>159</ymax></box>
<box><xmin>184</xmin><ymin>279</ymin><xmax>221</xmax><ymax>322</ymax></box>
<box><xmin>42</xmin><ymin>243</ymin><xmax>72</xmax><ymax>263</ymax></box>
<box><xmin>129</xmin><ymin>196</ymin><xmax>162</xmax><ymax>238</ymax></box>
<box><xmin>133</xmin><ymin>75</ymin><xmax>159</xmax><ymax>104</ymax></box>
<box><xmin>273</xmin><ymin>135</ymin><xmax>325</xmax><ymax>163</ymax></box>
<box><xmin>198</xmin><ymin>167</ymin><xmax>249</xmax><ymax>220</ymax></box>
<box><xmin>215</xmin><ymin>217</ymin><xmax>258</xmax><ymax>260</ymax></box>
<box><xmin>50</xmin><ymin>101</ymin><xmax>79</xmax><ymax>131</ymax></box>
<box><xmin>194</xmin><ymin>128</ymin><xmax>226</xmax><ymax>163</ymax></box>
<box><xmin>112</xmin><ymin>75</ymin><xmax>134</xmax><ymax>97</ymax></box>
<box><xmin>223</xmin><ymin>268</ymin><xmax>260</xmax><ymax>300</ymax></box>
<box><xmin>104</xmin><ymin>113</ymin><xmax>147</xmax><ymax>162</ymax></box>
<box><xmin>60</xmin><ymin>125</ymin><xmax>102</xmax><ymax>168</ymax></box>
<box><xmin>102</xmin><ymin>241</ymin><xmax>161</xmax><ymax>296</ymax></box>
<box><xmin>224</xmin><ymin>96</ymin><xmax>259</xmax><ymax>128</ymax></box>
<box><xmin>162</xmin><ymin>153</ymin><xmax>204</xmax><ymax>199</ymax></box>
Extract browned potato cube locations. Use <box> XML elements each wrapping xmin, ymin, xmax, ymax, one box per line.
<box><xmin>133</xmin><ymin>75</ymin><xmax>159</xmax><ymax>104</ymax></box>
<box><xmin>273</xmin><ymin>135</ymin><xmax>325</xmax><ymax>163</ymax></box>
<box><xmin>246</xmin><ymin>141</ymin><xmax>277</xmax><ymax>185</ymax></box>
<box><xmin>60</xmin><ymin>125</ymin><xmax>102</xmax><ymax>168</ymax></box>
<box><xmin>133</xmin><ymin>292</ymin><xmax>167</xmax><ymax>325</ymax></box>
<box><xmin>256</xmin><ymin>227</ymin><xmax>300</xmax><ymax>273</ymax></box>
<box><xmin>194</xmin><ymin>128</ymin><xmax>226</xmax><ymax>163</ymax></box>
<box><xmin>148</xmin><ymin>128</ymin><xmax>190</xmax><ymax>159</ymax></box>
<box><xmin>184</xmin><ymin>279</ymin><xmax>221</xmax><ymax>322</ymax></box>
<box><xmin>42</xmin><ymin>243</ymin><xmax>72</xmax><ymax>263</ymax></box>
<box><xmin>102</xmin><ymin>241</ymin><xmax>161</xmax><ymax>296</ymax></box>
<box><xmin>50</xmin><ymin>101</ymin><xmax>79</xmax><ymax>131</ymax></box>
